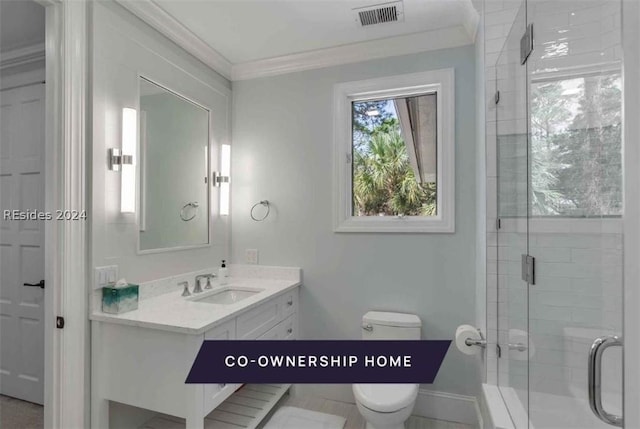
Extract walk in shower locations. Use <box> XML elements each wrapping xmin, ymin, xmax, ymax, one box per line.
<box><xmin>490</xmin><ymin>0</ymin><xmax>623</xmax><ymax>427</ymax></box>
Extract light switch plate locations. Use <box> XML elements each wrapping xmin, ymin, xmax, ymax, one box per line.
<box><xmin>94</xmin><ymin>265</ymin><xmax>119</xmax><ymax>289</ymax></box>
<box><xmin>245</xmin><ymin>249</ymin><xmax>258</xmax><ymax>265</ymax></box>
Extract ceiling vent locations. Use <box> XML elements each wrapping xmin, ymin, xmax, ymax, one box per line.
<box><xmin>353</xmin><ymin>1</ymin><xmax>405</xmax><ymax>27</ymax></box>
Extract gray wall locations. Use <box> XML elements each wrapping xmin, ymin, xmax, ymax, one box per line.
<box><xmin>91</xmin><ymin>0</ymin><xmax>231</xmax><ymax>284</ymax></box>
<box><xmin>231</xmin><ymin>45</ymin><xmax>479</xmax><ymax>397</ymax></box>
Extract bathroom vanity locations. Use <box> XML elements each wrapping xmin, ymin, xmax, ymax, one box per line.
<box><xmin>90</xmin><ymin>266</ymin><xmax>300</xmax><ymax>429</ymax></box>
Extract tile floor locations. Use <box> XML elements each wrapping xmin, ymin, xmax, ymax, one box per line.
<box><xmin>141</xmin><ymin>390</ymin><xmax>474</xmax><ymax>429</ymax></box>
<box><xmin>0</xmin><ymin>395</ymin><xmax>44</xmax><ymax>429</ymax></box>
<box><xmin>0</xmin><ymin>391</ymin><xmax>475</xmax><ymax>429</ymax></box>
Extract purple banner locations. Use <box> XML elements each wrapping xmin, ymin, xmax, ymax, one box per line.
<box><xmin>185</xmin><ymin>340</ymin><xmax>451</xmax><ymax>384</ymax></box>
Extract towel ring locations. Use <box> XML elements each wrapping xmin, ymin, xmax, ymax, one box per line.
<box><xmin>250</xmin><ymin>200</ymin><xmax>270</xmax><ymax>222</ymax></box>
<box><xmin>180</xmin><ymin>202</ymin><xmax>199</xmax><ymax>221</ymax></box>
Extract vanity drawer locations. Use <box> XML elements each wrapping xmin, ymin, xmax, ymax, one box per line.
<box><xmin>257</xmin><ymin>313</ymin><xmax>296</xmax><ymax>340</ymax></box>
<box><xmin>257</xmin><ymin>322</ymin><xmax>284</xmax><ymax>340</ymax></box>
<box><xmin>281</xmin><ymin>289</ymin><xmax>298</xmax><ymax>319</ymax></box>
<box><xmin>282</xmin><ymin>313</ymin><xmax>296</xmax><ymax>340</ymax></box>
<box><xmin>237</xmin><ymin>297</ymin><xmax>280</xmax><ymax>339</ymax></box>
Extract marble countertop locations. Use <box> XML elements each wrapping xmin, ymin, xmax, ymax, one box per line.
<box><xmin>90</xmin><ymin>277</ymin><xmax>300</xmax><ymax>335</ymax></box>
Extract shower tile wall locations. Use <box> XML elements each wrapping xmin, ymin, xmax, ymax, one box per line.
<box><xmin>485</xmin><ymin>0</ymin><xmax>623</xmax><ymax>425</ymax></box>
<box><xmin>499</xmin><ymin>221</ymin><xmax>623</xmax><ymax>388</ymax></box>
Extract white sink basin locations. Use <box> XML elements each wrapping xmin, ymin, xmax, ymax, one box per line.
<box><xmin>191</xmin><ymin>286</ymin><xmax>264</xmax><ymax>305</ymax></box>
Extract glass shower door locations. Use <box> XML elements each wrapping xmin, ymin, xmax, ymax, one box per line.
<box><xmin>495</xmin><ymin>0</ymin><xmax>624</xmax><ymax>427</ymax></box>
<box><xmin>495</xmin><ymin>3</ymin><xmax>531</xmax><ymax>427</ymax></box>
<box><xmin>526</xmin><ymin>0</ymin><xmax>624</xmax><ymax>427</ymax></box>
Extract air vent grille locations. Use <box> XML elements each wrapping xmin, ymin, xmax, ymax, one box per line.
<box><xmin>359</xmin><ymin>6</ymin><xmax>397</xmax><ymax>26</ymax></box>
<box><xmin>354</xmin><ymin>1</ymin><xmax>404</xmax><ymax>27</ymax></box>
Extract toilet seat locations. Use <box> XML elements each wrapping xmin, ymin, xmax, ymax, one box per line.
<box><xmin>353</xmin><ymin>384</ymin><xmax>419</xmax><ymax>413</ymax></box>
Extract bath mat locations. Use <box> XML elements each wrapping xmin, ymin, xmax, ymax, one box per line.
<box><xmin>263</xmin><ymin>406</ymin><xmax>346</xmax><ymax>429</ymax></box>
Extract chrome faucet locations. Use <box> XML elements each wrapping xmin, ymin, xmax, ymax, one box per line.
<box><xmin>203</xmin><ymin>274</ymin><xmax>216</xmax><ymax>289</ymax></box>
<box><xmin>179</xmin><ymin>281</ymin><xmax>190</xmax><ymax>297</ymax></box>
<box><xmin>194</xmin><ymin>274</ymin><xmax>215</xmax><ymax>293</ymax></box>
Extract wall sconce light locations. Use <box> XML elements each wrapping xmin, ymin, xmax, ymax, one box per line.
<box><xmin>118</xmin><ymin>107</ymin><xmax>137</xmax><ymax>213</ymax></box>
<box><xmin>108</xmin><ymin>148</ymin><xmax>132</xmax><ymax>171</ymax></box>
<box><xmin>216</xmin><ymin>144</ymin><xmax>231</xmax><ymax>216</ymax></box>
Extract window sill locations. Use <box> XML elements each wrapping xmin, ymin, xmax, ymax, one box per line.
<box><xmin>334</xmin><ymin>216</ymin><xmax>455</xmax><ymax>234</ymax></box>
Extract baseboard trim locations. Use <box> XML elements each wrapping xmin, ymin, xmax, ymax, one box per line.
<box><xmin>292</xmin><ymin>385</ymin><xmax>482</xmax><ymax>427</ymax></box>
<box><xmin>413</xmin><ymin>389</ymin><xmax>480</xmax><ymax>426</ymax></box>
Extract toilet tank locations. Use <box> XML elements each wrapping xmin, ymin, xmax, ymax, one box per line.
<box><xmin>361</xmin><ymin>311</ymin><xmax>421</xmax><ymax>340</ymax></box>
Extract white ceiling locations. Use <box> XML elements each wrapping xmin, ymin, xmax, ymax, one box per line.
<box><xmin>0</xmin><ymin>0</ymin><xmax>45</xmax><ymax>53</ymax></box>
<box><xmin>154</xmin><ymin>0</ymin><xmax>476</xmax><ymax>64</ymax></box>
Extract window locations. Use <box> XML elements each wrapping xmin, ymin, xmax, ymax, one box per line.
<box><xmin>529</xmin><ymin>70</ymin><xmax>622</xmax><ymax>217</ymax></box>
<box><xmin>333</xmin><ymin>69</ymin><xmax>455</xmax><ymax>233</ymax></box>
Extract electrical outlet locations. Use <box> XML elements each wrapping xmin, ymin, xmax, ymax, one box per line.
<box><xmin>108</xmin><ymin>266</ymin><xmax>118</xmax><ymax>283</ymax></box>
<box><xmin>245</xmin><ymin>249</ymin><xmax>258</xmax><ymax>265</ymax></box>
<box><xmin>94</xmin><ymin>265</ymin><xmax>119</xmax><ymax>289</ymax></box>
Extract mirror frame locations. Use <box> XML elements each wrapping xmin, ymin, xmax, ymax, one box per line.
<box><xmin>136</xmin><ymin>74</ymin><xmax>213</xmax><ymax>255</ymax></box>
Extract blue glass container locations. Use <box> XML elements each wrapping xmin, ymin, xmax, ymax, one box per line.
<box><xmin>102</xmin><ymin>283</ymin><xmax>139</xmax><ymax>314</ymax></box>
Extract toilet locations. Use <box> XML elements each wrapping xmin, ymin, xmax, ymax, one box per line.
<box><xmin>353</xmin><ymin>311</ymin><xmax>421</xmax><ymax>429</ymax></box>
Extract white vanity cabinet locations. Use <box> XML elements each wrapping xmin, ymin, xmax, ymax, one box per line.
<box><xmin>202</xmin><ymin>320</ymin><xmax>242</xmax><ymax>415</ymax></box>
<box><xmin>91</xmin><ymin>286</ymin><xmax>299</xmax><ymax>429</ymax></box>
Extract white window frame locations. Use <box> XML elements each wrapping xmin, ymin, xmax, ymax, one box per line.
<box><xmin>333</xmin><ymin>68</ymin><xmax>455</xmax><ymax>233</ymax></box>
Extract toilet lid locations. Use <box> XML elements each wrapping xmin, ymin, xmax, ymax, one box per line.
<box><xmin>353</xmin><ymin>384</ymin><xmax>419</xmax><ymax>413</ymax></box>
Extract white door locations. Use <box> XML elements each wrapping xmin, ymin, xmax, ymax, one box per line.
<box><xmin>0</xmin><ymin>83</ymin><xmax>45</xmax><ymax>404</ymax></box>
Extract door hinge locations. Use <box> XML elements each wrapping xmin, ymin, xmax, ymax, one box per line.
<box><xmin>496</xmin><ymin>344</ymin><xmax>502</xmax><ymax>358</ymax></box>
<box><xmin>496</xmin><ymin>218</ymin><xmax>501</xmax><ymax>230</ymax></box>
<box><xmin>521</xmin><ymin>254</ymin><xmax>535</xmax><ymax>285</ymax></box>
<box><xmin>520</xmin><ymin>23</ymin><xmax>534</xmax><ymax>65</ymax></box>
<box><xmin>494</xmin><ymin>90</ymin><xmax>500</xmax><ymax>105</ymax></box>
<box><xmin>346</xmin><ymin>153</ymin><xmax>352</xmax><ymax>164</ymax></box>
<box><xmin>56</xmin><ymin>316</ymin><xmax>65</xmax><ymax>329</ymax></box>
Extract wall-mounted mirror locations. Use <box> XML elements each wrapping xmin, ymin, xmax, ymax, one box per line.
<box><xmin>138</xmin><ymin>77</ymin><xmax>210</xmax><ymax>253</ymax></box>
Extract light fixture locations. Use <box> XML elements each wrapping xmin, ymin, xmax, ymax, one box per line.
<box><xmin>120</xmin><ymin>108</ymin><xmax>137</xmax><ymax>213</ymax></box>
<box><xmin>366</xmin><ymin>109</ymin><xmax>380</xmax><ymax>116</ymax></box>
<box><xmin>219</xmin><ymin>144</ymin><xmax>231</xmax><ymax>216</ymax></box>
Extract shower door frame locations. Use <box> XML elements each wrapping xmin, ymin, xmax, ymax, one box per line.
<box><xmin>493</xmin><ymin>1</ymin><xmax>531</xmax><ymax>426</ymax></box>
<box><xmin>622</xmin><ymin>1</ymin><xmax>640</xmax><ymax>428</ymax></box>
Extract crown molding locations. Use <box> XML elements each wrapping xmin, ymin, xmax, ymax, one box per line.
<box><xmin>231</xmin><ymin>26</ymin><xmax>473</xmax><ymax>81</ymax></box>
<box><xmin>113</xmin><ymin>0</ymin><xmax>477</xmax><ymax>82</ymax></box>
<box><xmin>0</xmin><ymin>43</ymin><xmax>45</xmax><ymax>71</ymax></box>
<box><xmin>459</xmin><ymin>0</ymin><xmax>480</xmax><ymax>42</ymax></box>
<box><xmin>114</xmin><ymin>0</ymin><xmax>233</xmax><ymax>80</ymax></box>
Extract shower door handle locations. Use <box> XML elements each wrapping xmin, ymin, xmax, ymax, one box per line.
<box><xmin>588</xmin><ymin>335</ymin><xmax>623</xmax><ymax>427</ymax></box>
